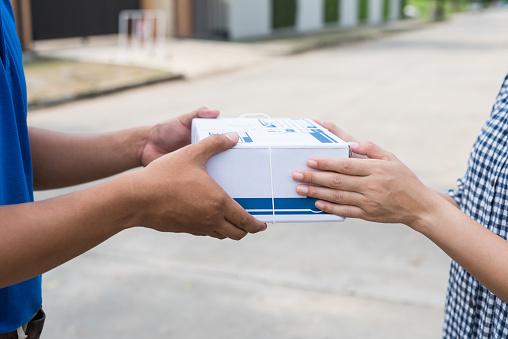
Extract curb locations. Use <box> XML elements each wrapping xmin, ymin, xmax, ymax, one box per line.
<box><xmin>268</xmin><ymin>20</ymin><xmax>432</xmax><ymax>55</ymax></box>
<box><xmin>28</xmin><ymin>73</ymin><xmax>184</xmax><ymax>111</ymax></box>
<box><xmin>248</xmin><ymin>19</ymin><xmax>430</xmax><ymax>56</ymax></box>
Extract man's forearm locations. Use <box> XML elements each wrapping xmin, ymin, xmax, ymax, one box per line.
<box><xmin>30</xmin><ymin>127</ymin><xmax>150</xmax><ymax>190</ymax></box>
<box><xmin>415</xmin><ymin>192</ymin><xmax>508</xmax><ymax>302</ymax></box>
<box><xmin>0</xmin><ymin>174</ymin><xmax>135</xmax><ymax>288</ymax></box>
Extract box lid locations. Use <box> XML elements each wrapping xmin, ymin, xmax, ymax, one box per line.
<box><xmin>192</xmin><ymin>118</ymin><xmax>349</xmax><ymax>149</ymax></box>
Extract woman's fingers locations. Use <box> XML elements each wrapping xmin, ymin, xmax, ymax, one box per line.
<box><xmin>350</xmin><ymin>142</ymin><xmax>395</xmax><ymax>161</ymax></box>
<box><xmin>296</xmin><ymin>185</ymin><xmax>364</xmax><ymax>206</ymax></box>
<box><xmin>306</xmin><ymin>158</ymin><xmax>374</xmax><ymax>176</ymax></box>
<box><xmin>293</xmin><ymin>170</ymin><xmax>364</xmax><ymax>192</ymax></box>
<box><xmin>315</xmin><ymin>200</ymin><xmax>366</xmax><ymax>219</ymax></box>
<box><xmin>314</xmin><ymin>120</ymin><xmax>357</xmax><ymax>143</ymax></box>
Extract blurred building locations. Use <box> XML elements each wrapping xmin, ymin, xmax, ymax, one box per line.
<box><xmin>11</xmin><ymin>0</ymin><xmax>405</xmax><ymax>51</ymax></box>
<box><xmin>176</xmin><ymin>0</ymin><xmax>404</xmax><ymax>40</ymax></box>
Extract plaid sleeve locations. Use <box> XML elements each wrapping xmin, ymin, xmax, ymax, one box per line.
<box><xmin>448</xmin><ymin>178</ymin><xmax>464</xmax><ymax>207</ymax></box>
<box><xmin>491</xmin><ymin>74</ymin><xmax>508</xmax><ymax>115</ymax></box>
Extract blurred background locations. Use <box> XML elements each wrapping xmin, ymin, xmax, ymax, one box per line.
<box><xmin>13</xmin><ymin>0</ymin><xmax>508</xmax><ymax>337</ymax></box>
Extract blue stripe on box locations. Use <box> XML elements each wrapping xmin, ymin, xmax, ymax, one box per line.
<box><xmin>310</xmin><ymin>129</ymin><xmax>337</xmax><ymax>144</ymax></box>
<box><xmin>235</xmin><ymin>197</ymin><xmax>326</xmax><ymax>215</ymax></box>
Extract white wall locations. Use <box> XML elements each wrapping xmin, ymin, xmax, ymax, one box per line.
<box><xmin>296</xmin><ymin>0</ymin><xmax>324</xmax><ymax>32</ymax></box>
<box><xmin>369</xmin><ymin>0</ymin><xmax>383</xmax><ymax>24</ymax></box>
<box><xmin>227</xmin><ymin>0</ymin><xmax>271</xmax><ymax>40</ymax></box>
<box><xmin>341</xmin><ymin>0</ymin><xmax>359</xmax><ymax>27</ymax></box>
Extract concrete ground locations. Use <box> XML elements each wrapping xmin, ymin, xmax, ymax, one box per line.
<box><xmin>28</xmin><ymin>9</ymin><xmax>508</xmax><ymax>339</ymax></box>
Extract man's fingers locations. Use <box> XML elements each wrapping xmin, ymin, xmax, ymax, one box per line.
<box><xmin>315</xmin><ymin>200</ymin><xmax>366</xmax><ymax>219</ymax></box>
<box><xmin>180</xmin><ymin>108</ymin><xmax>220</xmax><ymax>128</ymax></box>
<box><xmin>196</xmin><ymin>107</ymin><xmax>220</xmax><ymax>119</ymax></box>
<box><xmin>194</xmin><ymin>133</ymin><xmax>239</xmax><ymax>164</ymax></box>
<box><xmin>307</xmin><ymin>158</ymin><xmax>373</xmax><ymax>176</ymax></box>
<box><xmin>350</xmin><ymin>142</ymin><xmax>394</xmax><ymax>161</ymax></box>
<box><xmin>296</xmin><ymin>185</ymin><xmax>364</xmax><ymax>206</ymax></box>
<box><xmin>211</xmin><ymin>231</ymin><xmax>226</xmax><ymax>240</ymax></box>
<box><xmin>225</xmin><ymin>198</ymin><xmax>268</xmax><ymax>233</ymax></box>
<box><xmin>217</xmin><ymin>221</ymin><xmax>248</xmax><ymax>241</ymax></box>
<box><xmin>292</xmin><ymin>170</ymin><xmax>364</xmax><ymax>192</ymax></box>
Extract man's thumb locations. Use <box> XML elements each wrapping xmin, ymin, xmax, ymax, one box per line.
<box><xmin>349</xmin><ymin>141</ymin><xmax>394</xmax><ymax>160</ymax></box>
<box><xmin>195</xmin><ymin>133</ymin><xmax>239</xmax><ymax>163</ymax></box>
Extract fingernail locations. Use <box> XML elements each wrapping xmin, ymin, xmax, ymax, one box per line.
<box><xmin>292</xmin><ymin>171</ymin><xmax>304</xmax><ymax>181</ymax></box>
<box><xmin>307</xmin><ymin>159</ymin><xmax>318</xmax><ymax>168</ymax></box>
<box><xmin>296</xmin><ymin>185</ymin><xmax>309</xmax><ymax>195</ymax></box>
<box><xmin>315</xmin><ymin>201</ymin><xmax>325</xmax><ymax>210</ymax></box>
<box><xmin>224</xmin><ymin>132</ymin><xmax>239</xmax><ymax>142</ymax></box>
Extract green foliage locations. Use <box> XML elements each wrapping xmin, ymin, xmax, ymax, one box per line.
<box><xmin>359</xmin><ymin>0</ymin><xmax>369</xmax><ymax>23</ymax></box>
<box><xmin>272</xmin><ymin>0</ymin><xmax>297</xmax><ymax>29</ymax></box>
<box><xmin>407</xmin><ymin>0</ymin><xmax>472</xmax><ymax>20</ymax></box>
<box><xmin>481</xmin><ymin>0</ymin><xmax>496</xmax><ymax>6</ymax></box>
<box><xmin>400</xmin><ymin>0</ymin><xmax>407</xmax><ymax>18</ymax></box>
<box><xmin>324</xmin><ymin>0</ymin><xmax>340</xmax><ymax>24</ymax></box>
<box><xmin>383</xmin><ymin>0</ymin><xmax>391</xmax><ymax>21</ymax></box>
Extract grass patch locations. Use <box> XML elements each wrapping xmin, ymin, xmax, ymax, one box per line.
<box><xmin>24</xmin><ymin>57</ymin><xmax>177</xmax><ymax>108</ymax></box>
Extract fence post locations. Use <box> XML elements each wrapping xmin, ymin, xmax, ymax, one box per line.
<box><xmin>228</xmin><ymin>0</ymin><xmax>271</xmax><ymax>40</ymax></box>
<box><xmin>390</xmin><ymin>0</ymin><xmax>401</xmax><ymax>20</ymax></box>
<box><xmin>296</xmin><ymin>0</ymin><xmax>325</xmax><ymax>32</ymax></box>
<box><xmin>369</xmin><ymin>0</ymin><xmax>383</xmax><ymax>24</ymax></box>
<box><xmin>341</xmin><ymin>0</ymin><xmax>359</xmax><ymax>26</ymax></box>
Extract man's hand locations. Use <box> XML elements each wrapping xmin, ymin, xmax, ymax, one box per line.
<box><xmin>141</xmin><ymin>108</ymin><xmax>220</xmax><ymax>166</ymax></box>
<box><xmin>292</xmin><ymin>142</ymin><xmax>437</xmax><ymax>230</ymax></box>
<box><xmin>130</xmin><ymin>133</ymin><xmax>267</xmax><ymax>240</ymax></box>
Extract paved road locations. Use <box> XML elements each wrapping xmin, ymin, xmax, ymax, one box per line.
<box><xmin>29</xmin><ymin>10</ymin><xmax>508</xmax><ymax>339</ymax></box>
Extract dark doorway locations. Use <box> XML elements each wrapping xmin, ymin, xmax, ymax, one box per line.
<box><xmin>31</xmin><ymin>0</ymin><xmax>140</xmax><ymax>40</ymax></box>
<box><xmin>191</xmin><ymin>0</ymin><xmax>228</xmax><ymax>39</ymax></box>
<box><xmin>359</xmin><ymin>0</ymin><xmax>369</xmax><ymax>23</ymax></box>
<box><xmin>272</xmin><ymin>0</ymin><xmax>297</xmax><ymax>29</ymax></box>
<box><xmin>324</xmin><ymin>0</ymin><xmax>340</xmax><ymax>24</ymax></box>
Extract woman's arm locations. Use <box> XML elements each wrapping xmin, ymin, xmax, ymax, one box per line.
<box><xmin>292</xmin><ymin>141</ymin><xmax>508</xmax><ymax>302</ymax></box>
<box><xmin>30</xmin><ymin>108</ymin><xmax>219</xmax><ymax>190</ymax></box>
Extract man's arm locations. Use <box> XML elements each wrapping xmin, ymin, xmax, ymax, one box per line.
<box><xmin>292</xmin><ymin>141</ymin><xmax>508</xmax><ymax>302</ymax></box>
<box><xmin>0</xmin><ymin>134</ymin><xmax>267</xmax><ymax>288</ymax></box>
<box><xmin>30</xmin><ymin>127</ymin><xmax>148</xmax><ymax>190</ymax></box>
<box><xmin>30</xmin><ymin>108</ymin><xmax>219</xmax><ymax>190</ymax></box>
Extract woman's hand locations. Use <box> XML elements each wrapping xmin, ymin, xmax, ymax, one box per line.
<box><xmin>314</xmin><ymin>120</ymin><xmax>357</xmax><ymax>143</ymax></box>
<box><xmin>292</xmin><ymin>142</ymin><xmax>439</xmax><ymax>230</ymax></box>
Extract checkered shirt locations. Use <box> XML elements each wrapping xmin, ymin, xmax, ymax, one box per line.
<box><xmin>445</xmin><ymin>73</ymin><xmax>508</xmax><ymax>338</ymax></box>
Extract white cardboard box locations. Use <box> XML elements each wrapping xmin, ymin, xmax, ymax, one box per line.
<box><xmin>192</xmin><ymin>118</ymin><xmax>350</xmax><ymax>223</ymax></box>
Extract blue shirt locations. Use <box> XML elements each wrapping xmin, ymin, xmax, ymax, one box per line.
<box><xmin>0</xmin><ymin>0</ymin><xmax>42</xmax><ymax>333</ymax></box>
